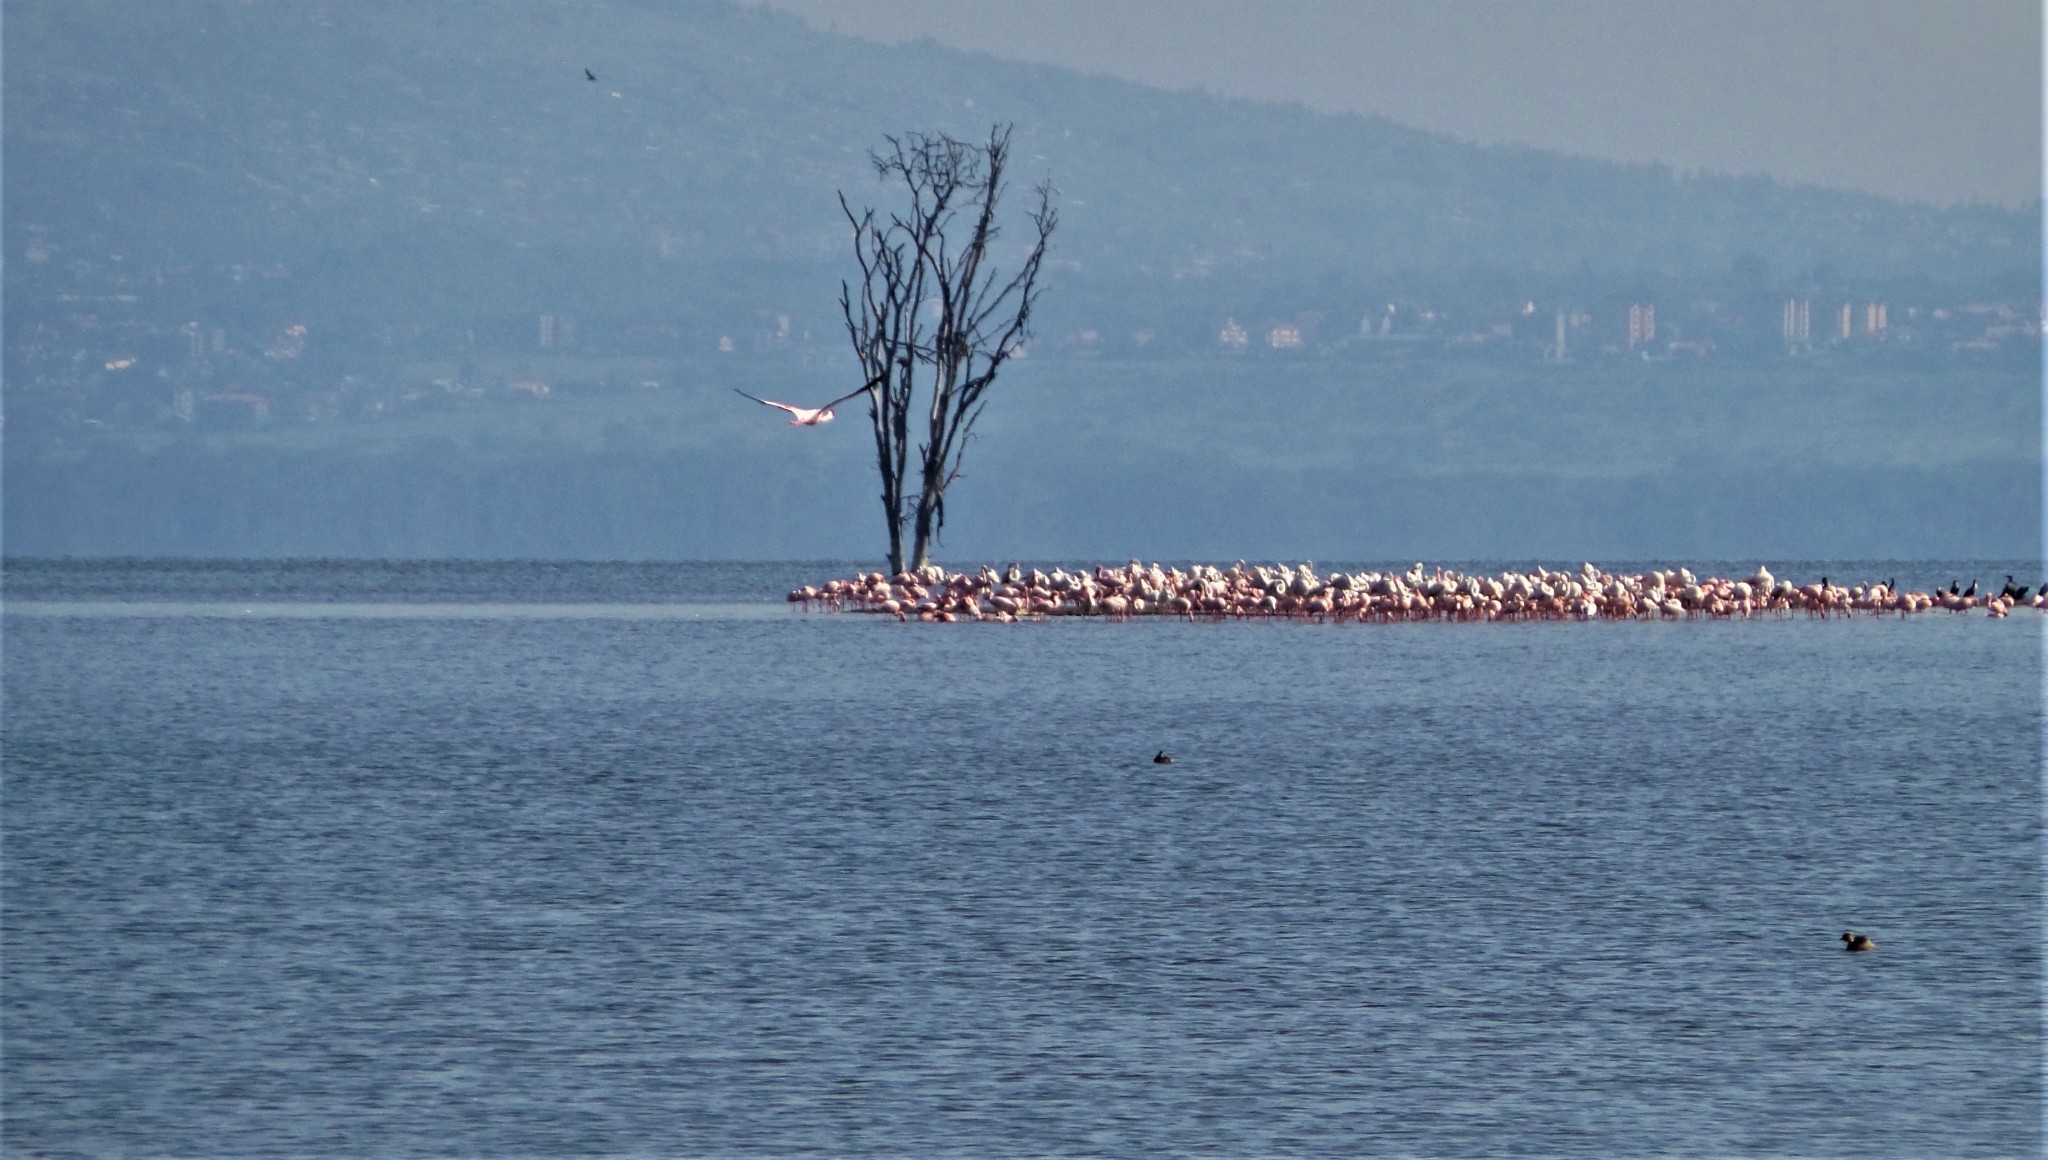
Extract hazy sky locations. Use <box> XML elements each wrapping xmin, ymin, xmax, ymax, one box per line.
<box><xmin>758</xmin><ymin>0</ymin><xmax>2042</xmax><ymax>207</ymax></box>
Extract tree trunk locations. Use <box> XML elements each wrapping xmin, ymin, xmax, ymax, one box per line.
<box><xmin>839</xmin><ymin>126</ymin><xmax>1055</xmax><ymax>575</ymax></box>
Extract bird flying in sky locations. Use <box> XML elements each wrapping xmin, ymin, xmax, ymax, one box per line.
<box><xmin>585</xmin><ymin>68</ymin><xmax>597</xmax><ymax>81</ymax></box>
<box><xmin>733</xmin><ymin>385</ymin><xmax>875</xmax><ymax>427</ymax></box>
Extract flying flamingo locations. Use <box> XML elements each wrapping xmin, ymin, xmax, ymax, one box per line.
<box><xmin>733</xmin><ymin>378</ymin><xmax>880</xmax><ymax>427</ymax></box>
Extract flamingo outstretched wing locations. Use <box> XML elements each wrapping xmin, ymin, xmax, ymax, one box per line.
<box><xmin>734</xmin><ymin>378</ymin><xmax>883</xmax><ymax>426</ymax></box>
<box><xmin>817</xmin><ymin>383</ymin><xmax>879</xmax><ymax>413</ymax></box>
<box><xmin>733</xmin><ymin>388</ymin><xmax>811</xmax><ymax>420</ymax></box>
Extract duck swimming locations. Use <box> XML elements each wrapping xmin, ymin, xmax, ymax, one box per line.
<box><xmin>1153</xmin><ymin>750</ymin><xmax>1174</xmax><ymax>764</ymax></box>
<box><xmin>1841</xmin><ymin>931</ymin><xmax>1875</xmax><ymax>952</ymax></box>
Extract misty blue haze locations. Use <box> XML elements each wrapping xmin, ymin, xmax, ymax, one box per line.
<box><xmin>4</xmin><ymin>559</ymin><xmax>2040</xmax><ymax>1156</ymax></box>
<box><xmin>6</xmin><ymin>2</ymin><xmax>2040</xmax><ymax>563</ymax></box>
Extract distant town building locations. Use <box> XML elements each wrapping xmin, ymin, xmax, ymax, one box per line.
<box><xmin>1627</xmin><ymin>304</ymin><xmax>1655</xmax><ymax>349</ymax></box>
<box><xmin>263</xmin><ymin>322</ymin><xmax>306</xmax><ymax>360</ymax></box>
<box><xmin>1865</xmin><ymin>302</ymin><xmax>1887</xmax><ymax>335</ymax></box>
<box><xmin>538</xmin><ymin>314</ymin><xmax>574</xmax><ymax>349</ymax></box>
<box><xmin>1218</xmin><ymin>317</ymin><xmax>1248</xmax><ymax>350</ymax></box>
<box><xmin>1782</xmin><ymin>297</ymin><xmax>1811</xmax><ymax>342</ymax></box>
<box><xmin>1838</xmin><ymin>303</ymin><xmax>1854</xmax><ymax>340</ymax></box>
<box><xmin>1267</xmin><ymin>323</ymin><xmax>1303</xmax><ymax>349</ymax></box>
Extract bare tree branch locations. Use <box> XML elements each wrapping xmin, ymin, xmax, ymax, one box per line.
<box><xmin>838</xmin><ymin>124</ymin><xmax>1056</xmax><ymax>573</ymax></box>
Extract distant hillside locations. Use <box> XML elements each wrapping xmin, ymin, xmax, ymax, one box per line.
<box><xmin>5</xmin><ymin>0</ymin><xmax>2038</xmax><ymax>561</ymax></box>
<box><xmin>7</xmin><ymin>0</ymin><xmax>2037</xmax><ymax>330</ymax></box>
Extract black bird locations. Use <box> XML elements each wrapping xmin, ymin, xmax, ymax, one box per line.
<box><xmin>2036</xmin><ymin>581</ymin><xmax>2048</xmax><ymax>600</ymax></box>
<box><xmin>1153</xmin><ymin>750</ymin><xmax>1174</xmax><ymax>765</ymax></box>
<box><xmin>1841</xmin><ymin>931</ymin><xmax>1875</xmax><ymax>952</ymax></box>
<box><xmin>1999</xmin><ymin>575</ymin><xmax>2022</xmax><ymax>601</ymax></box>
<box><xmin>1962</xmin><ymin>579</ymin><xmax>1977</xmax><ymax>599</ymax></box>
<box><xmin>585</xmin><ymin>68</ymin><xmax>597</xmax><ymax>81</ymax></box>
<box><xmin>1885</xmin><ymin>577</ymin><xmax>1895</xmax><ymax>593</ymax></box>
<box><xmin>1950</xmin><ymin>580</ymin><xmax>1960</xmax><ymax>595</ymax></box>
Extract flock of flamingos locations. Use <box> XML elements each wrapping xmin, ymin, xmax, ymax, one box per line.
<box><xmin>790</xmin><ymin>561</ymin><xmax>2048</xmax><ymax>624</ymax></box>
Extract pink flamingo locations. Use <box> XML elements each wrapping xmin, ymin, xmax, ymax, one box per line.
<box><xmin>733</xmin><ymin>380</ymin><xmax>877</xmax><ymax>426</ymax></box>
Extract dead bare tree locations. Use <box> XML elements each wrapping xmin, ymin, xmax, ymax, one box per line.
<box><xmin>839</xmin><ymin>125</ymin><xmax>1056</xmax><ymax>575</ymax></box>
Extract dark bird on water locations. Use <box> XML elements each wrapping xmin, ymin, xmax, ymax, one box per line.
<box><xmin>1962</xmin><ymin>579</ymin><xmax>1977</xmax><ymax>599</ymax></box>
<box><xmin>1950</xmin><ymin>580</ymin><xmax>1960</xmax><ymax>595</ymax></box>
<box><xmin>1153</xmin><ymin>751</ymin><xmax>1174</xmax><ymax>764</ymax></box>
<box><xmin>1841</xmin><ymin>931</ymin><xmax>1875</xmax><ymax>952</ymax></box>
<box><xmin>2037</xmin><ymin>582</ymin><xmax>2048</xmax><ymax>600</ymax></box>
<box><xmin>585</xmin><ymin>68</ymin><xmax>597</xmax><ymax>81</ymax></box>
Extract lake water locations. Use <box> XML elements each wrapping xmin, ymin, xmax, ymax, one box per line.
<box><xmin>4</xmin><ymin>559</ymin><xmax>2041</xmax><ymax>1157</ymax></box>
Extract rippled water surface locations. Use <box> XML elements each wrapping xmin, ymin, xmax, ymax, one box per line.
<box><xmin>4</xmin><ymin>560</ymin><xmax>2040</xmax><ymax>1157</ymax></box>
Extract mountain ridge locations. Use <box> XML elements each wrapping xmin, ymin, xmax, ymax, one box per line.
<box><xmin>7</xmin><ymin>0</ymin><xmax>2035</xmax><ymax>314</ymax></box>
